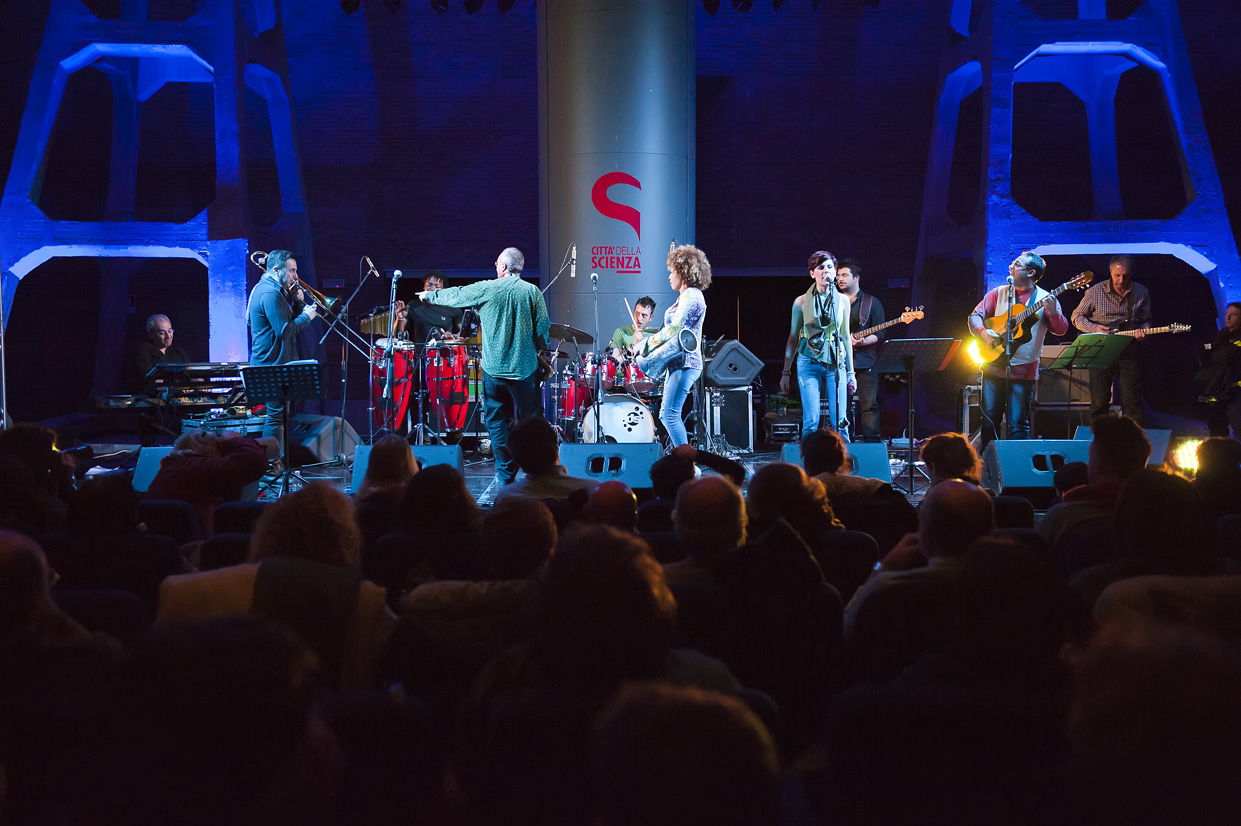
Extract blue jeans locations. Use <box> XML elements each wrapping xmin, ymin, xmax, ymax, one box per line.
<box><xmin>659</xmin><ymin>367</ymin><xmax>701</xmax><ymax>447</ymax></box>
<box><xmin>482</xmin><ymin>369</ymin><xmax>544</xmax><ymax>484</ymax></box>
<box><xmin>980</xmin><ymin>372</ymin><xmax>1035</xmax><ymax>449</ymax></box>
<box><xmin>797</xmin><ymin>353</ymin><xmax>845</xmax><ymax>437</ymax></box>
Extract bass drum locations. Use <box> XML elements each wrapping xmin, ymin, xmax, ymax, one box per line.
<box><xmin>581</xmin><ymin>394</ymin><xmax>656</xmax><ymax>443</ymax></box>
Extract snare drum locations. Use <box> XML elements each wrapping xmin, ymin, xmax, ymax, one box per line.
<box><xmin>370</xmin><ymin>347</ymin><xmax>416</xmax><ymax>429</ymax></box>
<box><xmin>581</xmin><ymin>394</ymin><xmax>656</xmax><ymax>443</ymax></box>
<box><xmin>426</xmin><ymin>345</ymin><xmax>469</xmax><ymax>432</ymax></box>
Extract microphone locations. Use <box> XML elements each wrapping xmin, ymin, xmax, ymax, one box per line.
<box><xmin>570</xmin><ymin>244</ymin><xmax>577</xmax><ymax>279</ymax></box>
<box><xmin>1006</xmin><ymin>274</ymin><xmax>1015</xmax><ymax>285</ymax></box>
<box><xmin>365</xmin><ymin>256</ymin><xmax>381</xmax><ymax>277</ymax></box>
<box><xmin>392</xmin><ymin>269</ymin><xmax>402</xmax><ymax>280</ymax></box>
<box><xmin>590</xmin><ymin>272</ymin><xmax>598</xmax><ymax>285</ymax></box>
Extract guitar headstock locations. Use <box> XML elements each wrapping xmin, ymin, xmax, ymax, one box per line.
<box><xmin>1169</xmin><ymin>323</ymin><xmax>1191</xmax><ymax>334</ymax></box>
<box><xmin>1066</xmin><ymin>271</ymin><xmax>1093</xmax><ymax>291</ymax></box>
<box><xmin>900</xmin><ymin>307</ymin><xmax>925</xmax><ymax>324</ymax></box>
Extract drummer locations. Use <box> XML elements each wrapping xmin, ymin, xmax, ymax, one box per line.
<box><xmin>610</xmin><ymin>296</ymin><xmax>660</xmax><ymax>361</ymax></box>
<box><xmin>400</xmin><ymin>271</ymin><xmax>474</xmax><ymax>343</ymax></box>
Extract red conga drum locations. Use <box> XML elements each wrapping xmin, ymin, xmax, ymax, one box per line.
<box><xmin>371</xmin><ymin>342</ymin><xmax>416</xmax><ymax>429</ymax></box>
<box><xmin>426</xmin><ymin>345</ymin><xmax>469</xmax><ymax>432</ymax></box>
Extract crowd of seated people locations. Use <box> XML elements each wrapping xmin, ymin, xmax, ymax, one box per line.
<box><xmin>4</xmin><ymin>413</ymin><xmax>1241</xmax><ymax>825</ymax></box>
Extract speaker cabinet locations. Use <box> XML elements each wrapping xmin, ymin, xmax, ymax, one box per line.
<box><xmin>981</xmin><ymin>439</ymin><xmax>1090</xmax><ymax>507</ymax></box>
<box><xmin>781</xmin><ymin>440</ymin><xmax>892</xmax><ymax>482</ymax></box>
<box><xmin>704</xmin><ymin>340</ymin><xmax>764</xmax><ymax>387</ymax></box>
<box><xmin>559</xmin><ymin>443</ymin><xmax>662</xmax><ymax>489</ymax></box>
<box><xmin>1072</xmin><ymin>425</ymin><xmax>1173</xmax><ymax>466</ymax></box>
<box><xmin>289</xmin><ymin>414</ymin><xmax>361</xmax><ymax>464</ymax></box>
<box><xmin>350</xmin><ymin>443</ymin><xmax>463</xmax><ymax>493</ymax></box>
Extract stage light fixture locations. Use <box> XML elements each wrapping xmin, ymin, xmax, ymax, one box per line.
<box><xmin>703</xmin><ymin>0</ymin><xmax>720</xmax><ymax>13</ymax></box>
<box><xmin>464</xmin><ymin>0</ymin><xmax>483</xmax><ymax>11</ymax></box>
<box><xmin>965</xmin><ymin>339</ymin><xmax>986</xmax><ymax>367</ymax></box>
<box><xmin>341</xmin><ymin>0</ymin><xmax>361</xmax><ymax>13</ymax></box>
<box><xmin>1171</xmin><ymin>438</ymin><xmax>1204</xmax><ymax>474</ymax></box>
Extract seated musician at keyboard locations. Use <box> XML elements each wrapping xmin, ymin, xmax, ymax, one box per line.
<box><xmin>131</xmin><ymin>314</ymin><xmax>189</xmax><ymax>396</ymax></box>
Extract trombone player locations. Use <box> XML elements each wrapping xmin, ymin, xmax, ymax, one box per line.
<box><xmin>246</xmin><ymin>249</ymin><xmax>318</xmax><ymax>442</ymax></box>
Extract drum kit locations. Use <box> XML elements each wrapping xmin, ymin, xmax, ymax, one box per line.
<box><xmin>542</xmin><ymin>322</ymin><xmax>663</xmax><ymax>444</ymax></box>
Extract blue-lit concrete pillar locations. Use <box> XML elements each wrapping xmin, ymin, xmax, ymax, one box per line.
<box><xmin>537</xmin><ymin>0</ymin><xmax>695</xmax><ymax>344</ymax></box>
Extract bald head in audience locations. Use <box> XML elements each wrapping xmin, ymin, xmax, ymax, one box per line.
<box><xmin>917</xmin><ymin>480</ymin><xmax>995</xmax><ymax>560</ymax></box>
<box><xmin>673</xmin><ymin>476</ymin><xmax>747</xmax><ymax>561</ymax></box>
<box><xmin>587</xmin><ymin>481</ymin><xmax>639</xmax><ymax>532</ymax></box>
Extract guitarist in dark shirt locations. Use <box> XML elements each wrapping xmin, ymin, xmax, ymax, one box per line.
<box><xmin>837</xmin><ymin>259</ymin><xmax>885</xmax><ymax>441</ymax></box>
<box><xmin>1071</xmin><ymin>255</ymin><xmax>1151</xmax><ymax>425</ymax></box>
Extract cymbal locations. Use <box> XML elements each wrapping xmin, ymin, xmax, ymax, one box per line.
<box><xmin>548</xmin><ymin>322</ymin><xmax>593</xmax><ymax>345</ymax></box>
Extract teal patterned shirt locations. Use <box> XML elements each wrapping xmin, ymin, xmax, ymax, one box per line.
<box><xmin>430</xmin><ymin>277</ymin><xmax>550</xmax><ymax>380</ymax></box>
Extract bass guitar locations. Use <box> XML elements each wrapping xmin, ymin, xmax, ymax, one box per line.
<box><xmin>974</xmin><ymin>271</ymin><xmax>1093</xmax><ymax>364</ymax></box>
<box><xmin>853</xmin><ymin>307</ymin><xmax>924</xmax><ymax>341</ymax></box>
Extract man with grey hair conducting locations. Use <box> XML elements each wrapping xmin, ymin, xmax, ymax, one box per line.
<box><xmin>418</xmin><ymin>247</ymin><xmax>550</xmax><ymax>486</ymax></box>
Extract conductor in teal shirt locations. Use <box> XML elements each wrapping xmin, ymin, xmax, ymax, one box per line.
<box><xmin>418</xmin><ymin>247</ymin><xmax>550</xmax><ymax>486</ymax></box>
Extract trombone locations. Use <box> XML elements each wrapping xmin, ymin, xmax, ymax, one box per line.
<box><xmin>249</xmin><ymin>250</ymin><xmax>341</xmax><ymax>316</ymax></box>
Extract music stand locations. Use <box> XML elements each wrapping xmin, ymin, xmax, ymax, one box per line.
<box><xmin>874</xmin><ymin>338</ymin><xmax>961</xmax><ymax>495</ymax></box>
<box><xmin>241</xmin><ymin>361</ymin><xmax>324</xmax><ymax>498</ymax></box>
<box><xmin>1040</xmin><ymin>334</ymin><xmax>1131</xmax><ymax>438</ymax></box>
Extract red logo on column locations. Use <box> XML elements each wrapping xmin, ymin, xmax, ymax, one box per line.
<box><xmin>590</xmin><ymin>172</ymin><xmax>642</xmax><ymax>274</ymax></box>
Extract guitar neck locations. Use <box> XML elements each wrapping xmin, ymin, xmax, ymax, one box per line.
<box><xmin>1114</xmin><ymin>325</ymin><xmax>1178</xmax><ymax>337</ymax></box>
<box><xmin>855</xmin><ymin>317</ymin><xmax>905</xmax><ymax>339</ymax></box>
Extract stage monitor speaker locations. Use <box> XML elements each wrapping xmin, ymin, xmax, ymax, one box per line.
<box><xmin>290</xmin><ymin>414</ymin><xmax>360</xmax><ymax>464</ymax></box>
<box><xmin>781</xmin><ymin>440</ymin><xmax>892</xmax><ymax>483</ymax></box>
<box><xmin>560</xmin><ymin>443</ymin><xmax>662</xmax><ymax>489</ymax></box>
<box><xmin>350</xmin><ymin>443</ymin><xmax>464</xmax><ymax>493</ymax></box>
<box><xmin>133</xmin><ymin>446</ymin><xmax>173</xmax><ymax>492</ymax></box>
<box><xmin>704</xmin><ymin>340</ymin><xmax>763</xmax><ymax>387</ymax></box>
<box><xmin>981</xmin><ymin>439</ymin><xmax>1090</xmax><ymax>507</ymax></box>
<box><xmin>1072</xmin><ymin>426</ymin><xmax>1172</xmax><ymax>466</ymax></box>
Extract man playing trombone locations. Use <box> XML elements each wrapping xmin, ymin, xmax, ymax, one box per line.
<box><xmin>246</xmin><ymin>249</ymin><xmax>318</xmax><ymax>441</ymax></box>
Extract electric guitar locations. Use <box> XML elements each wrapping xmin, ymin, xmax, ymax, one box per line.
<box><xmin>852</xmin><ymin>308</ymin><xmax>924</xmax><ymax>341</ymax></box>
<box><xmin>974</xmin><ymin>271</ymin><xmax>1093</xmax><ymax>364</ymax></box>
<box><xmin>1104</xmin><ymin>322</ymin><xmax>1191</xmax><ymax>338</ymax></box>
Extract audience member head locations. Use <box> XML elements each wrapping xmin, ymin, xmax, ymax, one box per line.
<box><xmin>397</xmin><ymin>463</ymin><xmax>483</xmax><ymax>536</ymax></box>
<box><xmin>1088</xmin><ymin>414</ymin><xmax>1151</xmax><ymax>481</ymax></box>
<box><xmin>917</xmin><ymin>479</ymin><xmax>995</xmax><ymax>559</ymax></box>
<box><xmin>0</xmin><ymin>454</ymin><xmax>38</xmax><ymax>533</ymax></box>
<box><xmin>1196</xmin><ymin>436</ymin><xmax>1241</xmax><ymax>478</ymax></box>
<box><xmin>649</xmin><ymin>453</ymin><xmax>696</xmax><ymax>500</ymax></box>
<box><xmin>586</xmin><ymin>481</ymin><xmax>638</xmax><ymax>532</ymax></box>
<box><xmin>250</xmin><ymin>482</ymin><xmax>361</xmax><ymax>567</ymax></box>
<box><xmin>113</xmin><ymin>615</ymin><xmax>336</xmax><ymax>826</ymax></box>
<box><xmin>0</xmin><ymin>530</ymin><xmax>56</xmax><ymax>640</ymax></box>
<box><xmin>673</xmin><ymin>476</ymin><xmax>747</xmax><ymax>561</ymax></box>
<box><xmin>170</xmin><ymin>429</ymin><xmax>222</xmax><ymax>457</ymax></box>
<box><xmin>920</xmin><ymin>432</ymin><xmax>982</xmax><ymax>485</ymax></box>
<box><xmin>67</xmin><ymin>475</ymin><xmax>139</xmax><ymax>538</ymax></box>
<box><xmin>0</xmin><ymin>422</ymin><xmax>60</xmax><ymax>490</ymax></box>
<box><xmin>1112</xmin><ymin>467</ymin><xmax>1214</xmax><ymax>572</ymax></box>
<box><xmin>356</xmin><ymin>434</ymin><xmax>417</xmax><ymax>499</ymax></box>
<box><xmin>745</xmin><ymin>462</ymin><xmax>839</xmax><ymax>538</ymax></box>
<box><xmin>800</xmin><ymin>427</ymin><xmax>848</xmax><ymax>477</ymax></box>
<box><xmin>1054</xmin><ymin>460</ymin><xmax>1090</xmax><ymax>498</ymax></box>
<box><xmin>1069</xmin><ymin>626</ymin><xmax>1241</xmax><ymax>824</ymax></box>
<box><xmin>592</xmin><ymin>683</ymin><xmax>780</xmax><ymax>826</ymax></box>
<box><xmin>481</xmin><ymin>496</ymin><xmax>557</xmax><ymax>579</ymax></box>
<box><xmin>957</xmin><ymin>536</ymin><xmax>1066</xmax><ymax>671</ymax></box>
<box><xmin>506</xmin><ymin>416</ymin><xmax>560</xmax><ymax>476</ymax></box>
<box><xmin>530</xmin><ymin>525</ymin><xmax>675</xmax><ymax>692</ymax></box>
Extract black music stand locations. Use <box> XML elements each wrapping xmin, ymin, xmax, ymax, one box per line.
<box><xmin>1041</xmin><ymin>334</ymin><xmax>1131</xmax><ymax>437</ymax></box>
<box><xmin>241</xmin><ymin>361</ymin><xmax>324</xmax><ymax>498</ymax></box>
<box><xmin>874</xmin><ymin>338</ymin><xmax>962</xmax><ymax>495</ymax></box>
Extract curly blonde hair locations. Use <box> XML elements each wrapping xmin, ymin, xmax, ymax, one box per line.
<box><xmin>250</xmin><ymin>482</ymin><xmax>362</xmax><ymax>567</ymax></box>
<box><xmin>668</xmin><ymin>245</ymin><xmax>712</xmax><ymax>290</ymax></box>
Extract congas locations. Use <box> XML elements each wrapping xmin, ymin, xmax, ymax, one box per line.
<box><xmin>581</xmin><ymin>394</ymin><xmax>657</xmax><ymax>443</ymax></box>
<box><xmin>370</xmin><ymin>347</ymin><xmax>416</xmax><ymax>428</ymax></box>
<box><xmin>426</xmin><ymin>345</ymin><xmax>469</xmax><ymax>432</ymax></box>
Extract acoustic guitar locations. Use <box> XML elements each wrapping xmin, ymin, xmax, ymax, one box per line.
<box><xmin>974</xmin><ymin>271</ymin><xmax>1092</xmax><ymax>364</ymax></box>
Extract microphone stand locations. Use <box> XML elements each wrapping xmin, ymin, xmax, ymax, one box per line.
<box><xmin>381</xmin><ymin>270</ymin><xmax>400</xmax><ymax>433</ymax></box>
<box><xmin>540</xmin><ymin>243</ymin><xmax>574</xmax><ymax>295</ymax></box>
<box><xmin>591</xmin><ymin>273</ymin><xmax>603</xmax><ymax>444</ymax></box>
<box><xmin>1003</xmin><ymin>276</ymin><xmax>1015</xmax><ymax>440</ymax></box>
